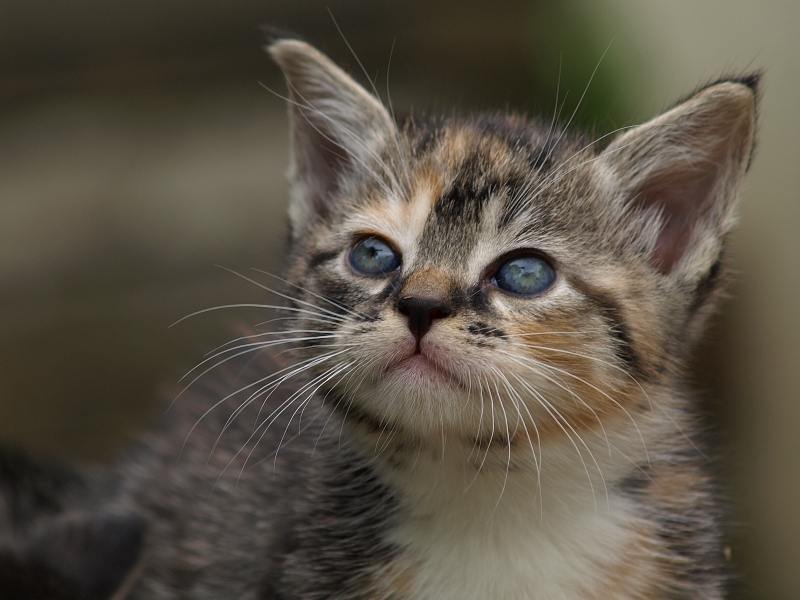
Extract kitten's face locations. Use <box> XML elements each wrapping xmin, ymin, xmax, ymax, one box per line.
<box><xmin>289</xmin><ymin>121</ymin><xmax>652</xmax><ymax>443</ymax></box>
<box><xmin>270</xmin><ymin>40</ymin><xmax>755</xmax><ymax>448</ymax></box>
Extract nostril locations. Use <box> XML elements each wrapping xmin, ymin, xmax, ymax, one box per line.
<box><xmin>429</xmin><ymin>307</ymin><xmax>450</xmax><ymax>320</ymax></box>
<box><xmin>396</xmin><ymin>295</ymin><xmax>452</xmax><ymax>340</ymax></box>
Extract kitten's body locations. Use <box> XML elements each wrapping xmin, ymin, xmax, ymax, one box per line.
<box><xmin>0</xmin><ymin>39</ymin><xmax>757</xmax><ymax>599</ymax></box>
<box><xmin>113</xmin><ymin>369</ymin><xmax>688</xmax><ymax>600</ymax></box>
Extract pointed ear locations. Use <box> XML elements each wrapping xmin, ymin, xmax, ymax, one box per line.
<box><xmin>268</xmin><ymin>39</ymin><xmax>397</xmax><ymax>233</ymax></box>
<box><xmin>601</xmin><ymin>78</ymin><xmax>757</xmax><ymax>276</ymax></box>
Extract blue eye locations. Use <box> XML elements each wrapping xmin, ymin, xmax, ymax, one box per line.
<box><xmin>349</xmin><ymin>236</ymin><xmax>401</xmax><ymax>275</ymax></box>
<box><xmin>492</xmin><ymin>254</ymin><xmax>555</xmax><ymax>296</ymax></box>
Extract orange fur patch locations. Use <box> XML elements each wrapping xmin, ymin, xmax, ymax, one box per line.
<box><xmin>400</xmin><ymin>267</ymin><xmax>455</xmax><ymax>299</ymax></box>
<box><xmin>586</xmin><ymin>522</ymin><xmax>664</xmax><ymax>599</ymax></box>
<box><xmin>367</xmin><ymin>560</ymin><xmax>419</xmax><ymax>600</ymax></box>
<box><xmin>506</xmin><ymin>314</ymin><xmax>647</xmax><ymax>446</ymax></box>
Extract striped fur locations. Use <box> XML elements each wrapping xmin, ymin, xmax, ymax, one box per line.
<box><xmin>0</xmin><ymin>40</ymin><xmax>757</xmax><ymax>599</ymax></box>
<box><xmin>264</xmin><ymin>40</ymin><xmax>756</xmax><ymax>599</ymax></box>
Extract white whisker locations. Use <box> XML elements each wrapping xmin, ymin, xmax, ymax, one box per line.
<box><xmin>250</xmin><ymin>269</ymin><xmax>373</xmax><ymax>322</ymax></box>
<box><xmin>492</xmin><ymin>369</ymin><xmax>544</xmax><ymax>522</ymax></box>
<box><xmin>500</xmin><ymin>347</ymin><xmax>649</xmax><ymax>464</ymax></box>
<box><xmin>510</xmin><ymin>372</ymin><xmax>607</xmax><ymax>510</ymax></box>
<box><xmin>498</xmin><ymin>351</ymin><xmax>613</xmax><ymax>459</ymax></box>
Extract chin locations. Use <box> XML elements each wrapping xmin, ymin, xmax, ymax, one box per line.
<box><xmin>337</xmin><ymin>362</ymin><xmax>484</xmax><ymax>442</ymax></box>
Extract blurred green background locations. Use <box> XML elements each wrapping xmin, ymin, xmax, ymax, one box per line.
<box><xmin>0</xmin><ymin>1</ymin><xmax>797</xmax><ymax>597</ymax></box>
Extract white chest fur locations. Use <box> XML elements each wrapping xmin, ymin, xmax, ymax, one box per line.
<box><xmin>381</xmin><ymin>436</ymin><xmax>649</xmax><ymax>600</ymax></box>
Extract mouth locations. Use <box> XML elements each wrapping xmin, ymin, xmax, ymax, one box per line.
<box><xmin>385</xmin><ymin>352</ymin><xmax>460</xmax><ymax>387</ymax></box>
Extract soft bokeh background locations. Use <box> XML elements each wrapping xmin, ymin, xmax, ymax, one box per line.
<box><xmin>0</xmin><ymin>1</ymin><xmax>797</xmax><ymax>597</ymax></box>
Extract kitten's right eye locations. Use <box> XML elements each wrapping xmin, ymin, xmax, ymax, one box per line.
<box><xmin>349</xmin><ymin>236</ymin><xmax>401</xmax><ymax>276</ymax></box>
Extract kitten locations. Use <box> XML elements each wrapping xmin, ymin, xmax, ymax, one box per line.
<box><xmin>0</xmin><ymin>38</ymin><xmax>757</xmax><ymax>599</ymax></box>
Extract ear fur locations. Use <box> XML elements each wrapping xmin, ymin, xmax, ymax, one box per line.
<box><xmin>268</xmin><ymin>39</ymin><xmax>397</xmax><ymax>234</ymax></box>
<box><xmin>601</xmin><ymin>78</ymin><xmax>757</xmax><ymax>278</ymax></box>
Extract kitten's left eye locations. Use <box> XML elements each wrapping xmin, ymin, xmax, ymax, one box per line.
<box><xmin>349</xmin><ymin>236</ymin><xmax>401</xmax><ymax>276</ymax></box>
<box><xmin>492</xmin><ymin>254</ymin><xmax>556</xmax><ymax>296</ymax></box>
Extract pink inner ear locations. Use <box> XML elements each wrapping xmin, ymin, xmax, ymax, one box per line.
<box><xmin>297</xmin><ymin>117</ymin><xmax>352</xmax><ymax>218</ymax></box>
<box><xmin>634</xmin><ymin>165</ymin><xmax>719</xmax><ymax>274</ymax></box>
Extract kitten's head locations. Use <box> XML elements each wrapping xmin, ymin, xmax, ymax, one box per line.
<box><xmin>269</xmin><ymin>40</ymin><xmax>756</xmax><ymax>446</ymax></box>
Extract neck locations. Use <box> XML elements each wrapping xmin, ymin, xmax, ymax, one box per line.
<box><xmin>342</xmin><ymin>401</ymin><xmax>674</xmax><ymax>600</ymax></box>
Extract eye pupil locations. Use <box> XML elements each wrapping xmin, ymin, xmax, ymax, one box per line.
<box><xmin>493</xmin><ymin>255</ymin><xmax>555</xmax><ymax>295</ymax></box>
<box><xmin>349</xmin><ymin>236</ymin><xmax>401</xmax><ymax>275</ymax></box>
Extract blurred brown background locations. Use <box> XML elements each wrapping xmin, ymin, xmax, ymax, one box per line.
<box><xmin>0</xmin><ymin>1</ymin><xmax>797</xmax><ymax>597</ymax></box>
